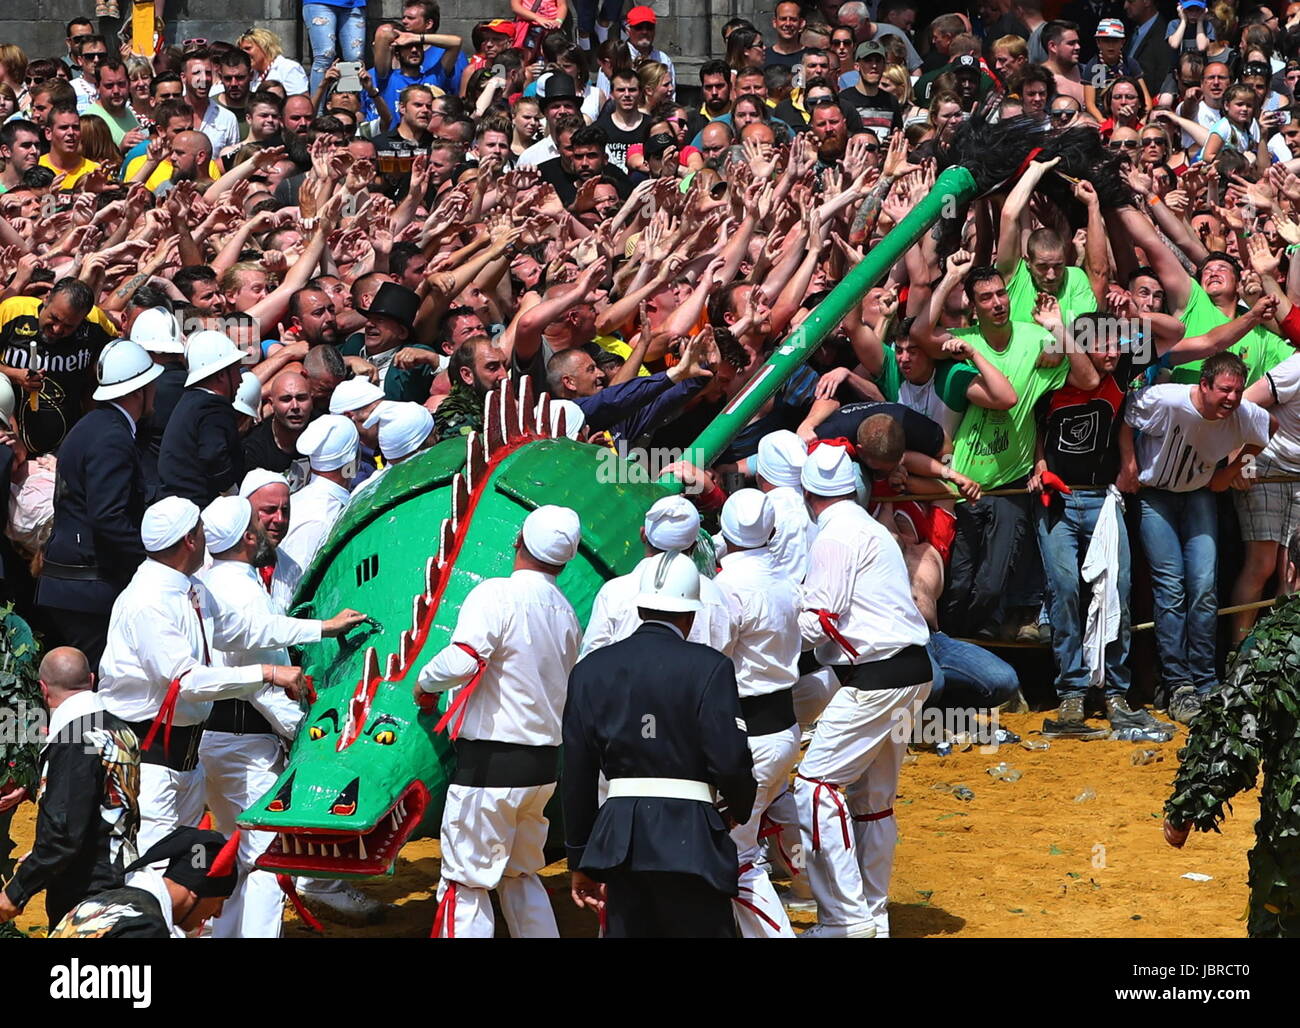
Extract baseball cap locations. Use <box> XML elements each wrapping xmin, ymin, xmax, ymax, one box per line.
<box><xmin>1095</xmin><ymin>18</ymin><xmax>1126</xmax><ymax>38</ymax></box>
<box><xmin>855</xmin><ymin>40</ymin><xmax>886</xmax><ymax>60</ymax></box>
<box><xmin>627</xmin><ymin>5</ymin><xmax>656</xmax><ymax>26</ymax></box>
<box><xmin>953</xmin><ymin>54</ymin><xmax>979</xmax><ymax>75</ymax></box>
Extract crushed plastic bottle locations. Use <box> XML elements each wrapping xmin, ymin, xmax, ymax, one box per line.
<box><xmin>1021</xmin><ymin>739</ymin><xmax>1050</xmax><ymax>752</ymax></box>
<box><xmin>1110</xmin><ymin>726</ymin><xmax>1175</xmax><ymax>744</ymax></box>
<box><xmin>1073</xmin><ymin>786</ymin><xmax>1097</xmax><ymax>803</ymax></box>
<box><xmin>951</xmin><ymin>785</ymin><xmax>975</xmax><ymax>801</ymax></box>
<box><xmin>985</xmin><ymin>762</ymin><xmax>1022</xmax><ymax>782</ymax></box>
<box><xmin>992</xmin><ymin>727</ymin><xmax>1022</xmax><ymax>745</ymax></box>
<box><xmin>1130</xmin><ymin>749</ymin><xmax>1163</xmax><ymax>766</ymax></box>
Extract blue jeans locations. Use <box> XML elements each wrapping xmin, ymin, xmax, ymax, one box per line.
<box><xmin>575</xmin><ymin>0</ymin><xmax>625</xmax><ymax>35</ymax></box>
<box><xmin>1035</xmin><ymin>489</ymin><xmax>1132</xmax><ymax>699</ymax></box>
<box><xmin>1137</xmin><ymin>487</ymin><xmax>1219</xmax><ymax>696</ymax></box>
<box><xmin>303</xmin><ymin>3</ymin><xmax>367</xmax><ymax>97</ymax></box>
<box><xmin>926</xmin><ymin>631</ymin><xmax>1020</xmax><ymax>709</ymax></box>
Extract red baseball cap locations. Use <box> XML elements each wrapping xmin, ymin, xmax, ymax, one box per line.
<box><xmin>627</xmin><ymin>5</ymin><xmax>657</xmax><ymax>26</ymax></box>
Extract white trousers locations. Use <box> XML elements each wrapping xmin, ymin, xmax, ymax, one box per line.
<box><xmin>135</xmin><ymin>761</ymin><xmax>207</xmax><ymax>861</ymax></box>
<box><xmin>201</xmin><ymin>731</ymin><xmax>286</xmax><ymax>939</ymax></box>
<box><xmin>794</xmin><ymin>681</ymin><xmax>929</xmax><ymax>935</ymax></box>
<box><xmin>433</xmin><ymin>782</ymin><xmax>558</xmax><ymax>939</ymax></box>
<box><xmin>731</xmin><ymin>725</ymin><xmax>800</xmax><ymax>938</ymax></box>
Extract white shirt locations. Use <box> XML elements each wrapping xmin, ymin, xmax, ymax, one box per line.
<box><xmin>1126</xmin><ymin>383</ymin><xmax>1271</xmax><ymax>491</ymax></box>
<box><xmin>200</xmin><ymin>558</ymin><xmax>309</xmax><ymax>738</ymax></box>
<box><xmin>72</xmin><ymin>77</ymin><xmax>98</xmax><ymax>114</ymax></box>
<box><xmin>516</xmin><ymin>135</ymin><xmax>559</xmax><ymax>168</ymax></box>
<box><xmin>580</xmin><ymin>554</ymin><xmax>738</xmax><ymax>659</ymax></box>
<box><xmin>1260</xmin><ymin>354</ymin><xmax>1300</xmax><ymax>471</ymax></box>
<box><xmin>274</xmin><ymin>474</ymin><xmax>351</xmax><ymax>606</ymax></box>
<box><xmin>764</xmin><ymin>485</ymin><xmax>814</xmax><ymax>582</ymax></box>
<box><xmin>99</xmin><ymin>560</ymin><xmax>322</xmax><ymax>726</ymax></box>
<box><xmin>252</xmin><ymin>55</ymin><xmax>310</xmax><ymax>97</ymax></box>
<box><xmin>197</xmin><ymin>99</ymin><xmax>241</xmax><ymax>155</ymax></box>
<box><xmin>714</xmin><ymin>548</ymin><xmax>801</xmax><ymax>699</ymax></box>
<box><xmin>798</xmin><ymin>499</ymin><xmax>929</xmax><ymax>666</ymax></box>
<box><xmin>417</xmin><ymin>569</ymin><xmax>580</xmax><ymax>747</ymax></box>
<box><xmin>125</xmin><ymin>866</ymin><xmax>185</xmax><ymax>938</ymax></box>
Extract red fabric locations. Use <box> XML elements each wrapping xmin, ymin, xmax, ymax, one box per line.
<box><xmin>1279</xmin><ymin>301</ymin><xmax>1300</xmax><ymax>348</ymax></box>
<box><xmin>930</xmin><ymin>506</ymin><xmax>957</xmax><ymax>563</ymax></box>
<box><xmin>433</xmin><ymin>643</ymin><xmax>488</xmax><ymax>740</ymax></box>
<box><xmin>807</xmin><ymin>608</ymin><xmax>859</xmax><ymax>660</ymax></box>
<box><xmin>431</xmin><ymin>881</ymin><xmax>457</xmax><ymax>938</ymax></box>
<box><xmin>1013</xmin><ymin>146</ymin><xmax>1045</xmax><ymax>180</ymax></box>
<box><xmin>1039</xmin><ymin>469</ymin><xmax>1073</xmax><ymax>507</ymax></box>
<box><xmin>258</xmin><ymin>565</ymin><xmax>274</xmax><ymax>591</ymax></box>
<box><xmin>207</xmin><ymin>829</ymin><xmax>242</xmax><ymax>878</ymax></box>
<box><xmin>851</xmin><ymin>807</ymin><xmax>894</xmax><ymax>822</ymax></box>
<box><xmin>758</xmin><ymin>813</ymin><xmax>799</xmax><ymax>877</ymax></box>
<box><xmin>796</xmin><ymin>774</ymin><xmax>851</xmax><ymax>852</ymax></box>
<box><xmin>140</xmin><ymin>676</ymin><xmax>182</xmax><ymax>756</ymax></box>
<box><xmin>733</xmin><ymin>862</ymin><xmax>784</xmax><ymax>932</ymax></box>
<box><xmin>807</xmin><ymin>436</ymin><xmax>858</xmax><ymax>459</ymax></box>
<box><xmin>696</xmin><ymin>480</ymin><xmax>726</xmax><ymax>512</ymax></box>
<box><xmin>276</xmin><ymin>873</ymin><xmax>324</xmax><ymax>933</ymax></box>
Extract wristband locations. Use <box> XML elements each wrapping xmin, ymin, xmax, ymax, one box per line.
<box><xmin>1286</xmin><ymin>243</ymin><xmax>1300</xmax><ymax>255</ymax></box>
<box><xmin>1147</xmin><ymin>193</ymin><xmax>1161</xmax><ymax>205</ymax></box>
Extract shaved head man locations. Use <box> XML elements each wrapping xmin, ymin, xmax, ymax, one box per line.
<box><xmin>168</xmin><ymin>129</ymin><xmax>214</xmax><ymax>187</ymax></box>
<box><xmin>242</xmin><ymin>370</ymin><xmax>312</xmax><ymax>482</ymax></box>
<box><xmin>38</xmin><ymin>646</ymin><xmax>94</xmax><ymax>700</ymax></box>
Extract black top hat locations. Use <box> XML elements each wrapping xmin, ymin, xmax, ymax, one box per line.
<box><xmin>361</xmin><ymin>281</ymin><xmax>421</xmax><ymax>329</ymax></box>
<box><xmin>541</xmin><ymin>72</ymin><xmax>579</xmax><ymax>106</ymax></box>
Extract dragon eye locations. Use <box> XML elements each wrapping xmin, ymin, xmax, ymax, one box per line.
<box><xmin>308</xmin><ymin>725</ymin><xmax>325</xmax><ymax>740</ymax></box>
<box><xmin>374</xmin><ymin>729</ymin><xmax>396</xmax><ymax>745</ymax></box>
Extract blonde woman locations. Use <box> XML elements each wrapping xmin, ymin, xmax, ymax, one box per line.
<box><xmin>239</xmin><ymin>28</ymin><xmax>310</xmax><ymax>96</ymax></box>
<box><xmin>126</xmin><ymin>56</ymin><xmax>156</xmax><ymax>124</ymax></box>
<box><xmin>637</xmin><ymin>60</ymin><xmax>671</xmax><ymax>116</ymax></box>
<box><xmin>880</xmin><ymin>64</ymin><xmax>922</xmax><ymax>123</ymax></box>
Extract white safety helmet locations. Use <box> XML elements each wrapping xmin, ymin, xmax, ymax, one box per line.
<box><xmin>0</xmin><ymin>374</ymin><xmax>14</xmax><ymax>427</ymax></box>
<box><xmin>634</xmin><ymin>551</ymin><xmax>703</xmax><ymax>613</ymax></box>
<box><xmin>129</xmin><ymin>306</ymin><xmax>185</xmax><ymax>354</ymax></box>
<box><xmin>184</xmin><ymin>330</ymin><xmax>245</xmax><ymax>387</ymax></box>
<box><xmin>232</xmin><ymin>371</ymin><xmax>263</xmax><ymax>419</ymax></box>
<box><xmin>93</xmin><ymin>338</ymin><xmax>164</xmax><ymax>402</ymax></box>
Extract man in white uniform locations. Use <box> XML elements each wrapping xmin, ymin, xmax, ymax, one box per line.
<box><xmin>581</xmin><ymin>496</ymin><xmax>737</xmax><ymax>657</ymax></box>
<box><xmin>744</xmin><ymin>429</ymin><xmax>816</xmax><ymax>582</ymax></box>
<box><xmin>416</xmin><ymin>506</ymin><xmax>583</xmax><ymax>938</ymax></box>
<box><xmin>795</xmin><ymin>444</ymin><xmax>932</xmax><ymax>939</ymax></box>
<box><xmin>98</xmin><ymin>497</ymin><xmax>368</xmax><ymax>861</ymax></box>
<box><xmin>714</xmin><ymin>489</ymin><xmax>802</xmax><ymax>939</ymax></box>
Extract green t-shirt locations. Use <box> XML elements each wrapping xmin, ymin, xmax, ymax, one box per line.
<box><xmin>84</xmin><ymin>103</ymin><xmax>139</xmax><ymax>146</ymax></box>
<box><xmin>1170</xmin><ymin>281</ymin><xmax>1294</xmax><ymax>384</ymax></box>
<box><xmin>1007</xmin><ymin>259</ymin><xmax>1099</xmax><ymax>328</ymax></box>
<box><xmin>951</xmin><ymin>321</ymin><xmax>1068</xmax><ymax>488</ymax></box>
<box><xmin>873</xmin><ymin>345</ymin><xmax>977</xmax><ymax>437</ymax></box>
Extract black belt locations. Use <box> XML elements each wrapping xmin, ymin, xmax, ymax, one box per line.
<box><xmin>831</xmin><ymin>644</ymin><xmax>932</xmax><ymax>692</ymax></box>
<box><xmin>206</xmin><ymin>699</ymin><xmax>276</xmax><ymax>736</ymax></box>
<box><xmin>124</xmin><ymin>719</ymin><xmax>204</xmax><ymax>773</ymax></box>
<box><xmin>41</xmin><ymin>559</ymin><xmax>104</xmax><ymax>581</ymax></box>
<box><xmin>452</xmin><ymin>739</ymin><xmax>559</xmax><ymax>788</ymax></box>
<box><xmin>739</xmin><ymin>689</ymin><xmax>796</xmax><ymax>737</ymax></box>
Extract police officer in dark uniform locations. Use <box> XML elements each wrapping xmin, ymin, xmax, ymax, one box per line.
<box><xmin>563</xmin><ymin>552</ymin><xmax>756</xmax><ymax>938</ymax></box>
<box><xmin>36</xmin><ymin>339</ymin><xmax>162</xmax><ymax>670</ymax></box>
<box><xmin>120</xmin><ymin>301</ymin><xmax>187</xmax><ymax>495</ymax></box>
<box><xmin>158</xmin><ymin>330</ymin><xmax>246</xmax><ymax>506</ymax></box>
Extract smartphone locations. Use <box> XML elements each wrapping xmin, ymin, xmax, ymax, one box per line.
<box><xmin>337</xmin><ymin>61</ymin><xmax>362</xmax><ymax>93</ymax></box>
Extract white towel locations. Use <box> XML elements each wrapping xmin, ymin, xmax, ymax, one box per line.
<box><xmin>1080</xmin><ymin>486</ymin><xmax>1123</xmax><ymax>689</ymax></box>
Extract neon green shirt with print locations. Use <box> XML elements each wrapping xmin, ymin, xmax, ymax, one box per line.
<box><xmin>1169</xmin><ymin>281</ymin><xmax>1293</xmax><ymax>384</ymax></box>
<box><xmin>1007</xmin><ymin>259</ymin><xmax>1099</xmax><ymax>327</ymax></box>
<box><xmin>951</xmin><ymin>321</ymin><xmax>1068</xmax><ymax>488</ymax></box>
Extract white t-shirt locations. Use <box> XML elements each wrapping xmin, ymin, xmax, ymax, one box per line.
<box><xmin>1126</xmin><ymin>383</ymin><xmax>1271</xmax><ymax>491</ymax></box>
<box><xmin>1260</xmin><ymin>354</ymin><xmax>1300</xmax><ymax>470</ymax></box>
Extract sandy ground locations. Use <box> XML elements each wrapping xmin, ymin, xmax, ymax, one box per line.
<box><xmin>8</xmin><ymin>712</ymin><xmax>1255</xmax><ymax>938</ymax></box>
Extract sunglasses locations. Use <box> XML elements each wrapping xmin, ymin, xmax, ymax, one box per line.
<box><xmin>183</xmin><ymin>37</ymin><xmax>209</xmax><ymax>48</ymax></box>
<box><xmin>861</xmin><ymin>142</ymin><xmax>881</xmax><ymax>153</ymax></box>
<box><xmin>1141</xmin><ymin>136</ymin><xmax>1168</xmax><ymax>147</ymax></box>
<box><xmin>806</xmin><ymin>95</ymin><xmax>838</xmax><ymax>107</ymax></box>
<box><xmin>1049</xmin><ymin>108</ymin><xmax>1078</xmax><ymax>119</ymax></box>
<box><xmin>1108</xmin><ymin>139</ymin><xmax>1140</xmax><ymax>149</ymax></box>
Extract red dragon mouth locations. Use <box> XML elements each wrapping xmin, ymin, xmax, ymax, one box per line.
<box><xmin>255</xmin><ymin>782</ymin><xmax>429</xmax><ymax>877</ymax></box>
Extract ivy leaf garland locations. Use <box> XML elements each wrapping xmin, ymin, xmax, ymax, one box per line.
<box><xmin>0</xmin><ymin>603</ymin><xmax>42</xmax><ymax>793</ymax></box>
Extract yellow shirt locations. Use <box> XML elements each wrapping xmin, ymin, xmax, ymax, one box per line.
<box><xmin>38</xmin><ymin>155</ymin><xmax>101</xmax><ymax>190</ymax></box>
<box><xmin>123</xmin><ymin>153</ymin><xmax>221</xmax><ymax>191</ymax></box>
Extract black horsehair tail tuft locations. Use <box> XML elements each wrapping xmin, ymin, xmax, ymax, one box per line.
<box><xmin>930</xmin><ymin>113</ymin><xmax>1134</xmax><ymax>258</ymax></box>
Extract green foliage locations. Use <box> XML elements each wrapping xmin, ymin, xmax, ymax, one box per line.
<box><xmin>0</xmin><ymin>603</ymin><xmax>42</xmax><ymax>792</ymax></box>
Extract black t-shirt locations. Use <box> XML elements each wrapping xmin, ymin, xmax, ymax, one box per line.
<box><xmin>765</xmin><ymin>47</ymin><xmax>806</xmax><ymax>68</ymax></box>
<box><xmin>1036</xmin><ymin>353</ymin><xmax>1133</xmax><ymax>488</ymax></box>
<box><xmin>241</xmin><ymin>417</ymin><xmax>311</xmax><ymax>490</ymax></box>
<box><xmin>816</xmin><ymin>400</ymin><xmax>945</xmax><ymax>458</ymax></box>
<box><xmin>537</xmin><ymin>156</ymin><xmax>632</xmax><ymax>207</ymax></box>
<box><xmin>593</xmin><ymin>110</ymin><xmax>649</xmax><ymax>172</ymax></box>
<box><xmin>838</xmin><ymin>86</ymin><xmax>902</xmax><ymax>142</ymax></box>
<box><xmin>0</xmin><ymin>298</ymin><xmax>112</xmax><ymax>456</ymax></box>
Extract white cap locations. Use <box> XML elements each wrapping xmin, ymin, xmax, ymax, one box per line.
<box><xmin>801</xmin><ymin>443</ymin><xmax>857</xmax><ymax>497</ymax></box>
<box><xmin>141</xmin><ymin>496</ymin><xmax>200</xmax><ymax>552</ymax></box>
<box><xmin>297</xmin><ymin>414</ymin><xmax>359</xmax><ymax>472</ymax></box>
<box><xmin>635</xmin><ymin>551</ymin><xmax>702</xmax><ymax>613</ymax></box>
<box><xmin>202</xmin><ymin>495</ymin><xmax>252</xmax><ymax>554</ymax></box>
<box><xmin>232</xmin><ymin>371</ymin><xmax>262</xmax><ymax>419</ymax></box>
<box><xmin>93</xmin><ymin>338</ymin><xmax>164</xmax><ymax>402</ymax></box>
<box><xmin>184</xmin><ymin>330</ymin><xmax>245</xmax><ymax>387</ymax></box>
<box><xmin>720</xmin><ymin>488</ymin><xmax>775</xmax><ymax>548</ymax></box>
<box><xmin>549</xmin><ymin>399</ymin><xmax>585</xmax><ymax>439</ymax></box>
<box><xmin>755</xmin><ymin>429</ymin><xmax>807</xmax><ymax>489</ymax></box>
<box><xmin>366</xmin><ymin>401</ymin><xmax>433</xmax><ymax>461</ymax></box>
<box><xmin>130</xmin><ymin>307</ymin><xmax>185</xmax><ymax>354</ymax></box>
<box><xmin>239</xmin><ymin>468</ymin><xmax>289</xmax><ymax>498</ymax></box>
<box><xmin>329</xmin><ymin>378</ymin><xmax>385</xmax><ymax>415</ymax></box>
<box><xmin>521</xmin><ymin>505</ymin><xmax>581</xmax><ymax>565</ymax></box>
<box><xmin>643</xmin><ymin>495</ymin><xmax>699</xmax><ymax>553</ymax></box>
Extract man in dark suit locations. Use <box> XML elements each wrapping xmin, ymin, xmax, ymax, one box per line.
<box><xmin>36</xmin><ymin>339</ymin><xmax>162</xmax><ymax>670</ymax></box>
<box><xmin>158</xmin><ymin>329</ymin><xmax>246</xmax><ymax>506</ymax></box>
<box><xmin>563</xmin><ymin>551</ymin><xmax>756</xmax><ymax>938</ymax></box>
<box><xmin>1124</xmin><ymin>0</ymin><xmax>1173</xmax><ymax>97</ymax></box>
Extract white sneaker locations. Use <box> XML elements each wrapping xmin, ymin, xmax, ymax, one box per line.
<box><xmin>800</xmin><ymin>920</ymin><xmax>876</xmax><ymax>938</ymax></box>
<box><xmin>297</xmin><ymin>880</ymin><xmax>388</xmax><ymax>926</ymax></box>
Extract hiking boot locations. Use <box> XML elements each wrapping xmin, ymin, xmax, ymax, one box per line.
<box><xmin>1106</xmin><ymin>695</ymin><xmax>1175</xmax><ymax>735</ymax></box>
<box><xmin>999</xmin><ymin>688</ymin><xmax>1030</xmax><ymax>715</ymax></box>
<box><xmin>1042</xmin><ymin>693</ymin><xmax>1109</xmax><ymax>739</ymax></box>
<box><xmin>1168</xmin><ymin>688</ymin><xmax>1204</xmax><ymax>725</ymax></box>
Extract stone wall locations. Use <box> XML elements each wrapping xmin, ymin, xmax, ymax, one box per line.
<box><xmin>2</xmin><ymin>0</ymin><xmax>774</xmax><ymax>89</ymax></box>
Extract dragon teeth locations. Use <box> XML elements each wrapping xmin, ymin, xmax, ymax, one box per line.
<box><xmin>358</xmin><ymin>835</ymin><xmax>367</xmax><ymax>860</ymax></box>
<box><xmin>333</xmin><ymin>844</ymin><xmax>341</xmax><ymax>858</ymax></box>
